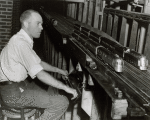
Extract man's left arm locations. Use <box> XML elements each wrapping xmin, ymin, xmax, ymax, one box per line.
<box><xmin>40</xmin><ymin>61</ymin><xmax>68</xmax><ymax>76</ymax></box>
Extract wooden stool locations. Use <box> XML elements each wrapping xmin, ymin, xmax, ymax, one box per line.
<box><xmin>2</xmin><ymin>108</ymin><xmax>37</xmax><ymax>120</ymax></box>
<box><xmin>0</xmin><ymin>96</ymin><xmax>43</xmax><ymax>120</ymax></box>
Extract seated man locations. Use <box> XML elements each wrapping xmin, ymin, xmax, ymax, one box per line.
<box><xmin>0</xmin><ymin>9</ymin><xmax>78</xmax><ymax>120</ymax></box>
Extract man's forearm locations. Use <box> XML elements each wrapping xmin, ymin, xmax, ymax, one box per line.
<box><xmin>40</xmin><ymin>61</ymin><xmax>58</xmax><ymax>73</ymax></box>
<box><xmin>37</xmin><ymin>70</ymin><xmax>78</xmax><ymax>99</ymax></box>
<box><xmin>36</xmin><ymin>70</ymin><xmax>68</xmax><ymax>91</ymax></box>
<box><xmin>40</xmin><ymin>61</ymin><xmax>67</xmax><ymax>75</ymax></box>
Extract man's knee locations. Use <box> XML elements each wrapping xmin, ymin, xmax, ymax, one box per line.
<box><xmin>61</xmin><ymin>95</ymin><xmax>69</xmax><ymax>107</ymax></box>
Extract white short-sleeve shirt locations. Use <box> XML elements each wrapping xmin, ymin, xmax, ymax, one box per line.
<box><xmin>0</xmin><ymin>29</ymin><xmax>44</xmax><ymax>82</ymax></box>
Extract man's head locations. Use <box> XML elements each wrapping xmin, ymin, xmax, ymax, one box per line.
<box><xmin>20</xmin><ymin>9</ymin><xmax>43</xmax><ymax>39</ymax></box>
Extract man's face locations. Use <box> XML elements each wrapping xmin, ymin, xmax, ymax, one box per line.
<box><xmin>27</xmin><ymin>13</ymin><xmax>43</xmax><ymax>39</ymax></box>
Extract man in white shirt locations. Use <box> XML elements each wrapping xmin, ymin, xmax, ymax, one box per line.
<box><xmin>0</xmin><ymin>9</ymin><xmax>78</xmax><ymax>120</ymax></box>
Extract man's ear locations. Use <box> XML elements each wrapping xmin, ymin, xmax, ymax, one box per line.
<box><xmin>24</xmin><ymin>21</ymin><xmax>28</xmax><ymax>28</ymax></box>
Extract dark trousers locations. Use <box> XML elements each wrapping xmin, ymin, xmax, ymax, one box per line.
<box><xmin>0</xmin><ymin>80</ymin><xmax>69</xmax><ymax>120</ymax></box>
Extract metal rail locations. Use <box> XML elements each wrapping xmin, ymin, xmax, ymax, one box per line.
<box><xmin>104</xmin><ymin>8</ymin><xmax>150</xmax><ymax>23</ymax></box>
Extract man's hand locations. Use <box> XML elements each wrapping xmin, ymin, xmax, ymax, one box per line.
<box><xmin>62</xmin><ymin>75</ymin><xmax>68</xmax><ymax>80</ymax></box>
<box><xmin>65</xmin><ymin>86</ymin><xmax>78</xmax><ymax>100</ymax></box>
<box><xmin>61</xmin><ymin>70</ymin><xmax>68</xmax><ymax>76</ymax></box>
<box><xmin>57</xmin><ymin>69</ymin><xmax>68</xmax><ymax>76</ymax></box>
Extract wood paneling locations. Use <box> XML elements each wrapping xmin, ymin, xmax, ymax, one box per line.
<box><xmin>138</xmin><ymin>26</ymin><xmax>146</xmax><ymax>53</ymax></box>
<box><xmin>71</xmin><ymin>3</ymin><xmax>76</xmax><ymax>18</ymax></box>
<box><xmin>87</xmin><ymin>0</ymin><xmax>94</xmax><ymax>26</ymax></box>
<box><xmin>106</xmin><ymin>14</ymin><xmax>113</xmax><ymax>36</ymax></box>
<box><xmin>93</xmin><ymin>0</ymin><xmax>101</xmax><ymax>29</ymax></box>
<box><xmin>78</xmin><ymin>3</ymin><xmax>83</xmax><ymax>22</ymax></box>
<box><xmin>111</xmin><ymin>15</ymin><xmax>119</xmax><ymax>40</ymax></box>
<box><xmin>51</xmin><ymin>42</ymin><xmax>55</xmax><ymax>76</ymax></box>
<box><xmin>144</xmin><ymin>24</ymin><xmax>150</xmax><ymax>63</ymax></box>
<box><xmin>102</xmin><ymin>13</ymin><xmax>107</xmax><ymax>32</ymax></box>
<box><xmin>68</xmin><ymin>3</ymin><xmax>72</xmax><ymax>17</ymax></box>
<box><xmin>54</xmin><ymin>47</ymin><xmax>58</xmax><ymax>78</ymax></box>
<box><xmin>119</xmin><ymin>17</ymin><xmax>126</xmax><ymax>46</ymax></box>
<box><xmin>57</xmin><ymin>52</ymin><xmax>63</xmax><ymax>79</ymax></box>
<box><xmin>62</xmin><ymin>55</ymin><xmax>68</xmax><ymax>71</ymax></box>
<box><xmin>129</xmin><ymin>20</ymin><xmax>138</xmax><ymax>50</ymax></box>
<box><xmin>82</xmin><ymin>1</ymin><xmax>88</xmax><ymax>23</ymax></box>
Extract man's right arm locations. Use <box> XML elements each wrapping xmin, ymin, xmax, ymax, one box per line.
<box><xmin>15</xmin><ymin>41</ymin><xmax>78</xmax><ymax>98</ymax></box>
<box><xmin>36</xmin><ymin>70</ymin><xmax>78</xmax><ymax>99</ymax></box>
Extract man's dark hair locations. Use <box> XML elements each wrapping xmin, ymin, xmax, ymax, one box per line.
<box><xmin>20</xmin><ymin>9</ymin><xmax>39</xmax><ymax>25</ymax></box>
